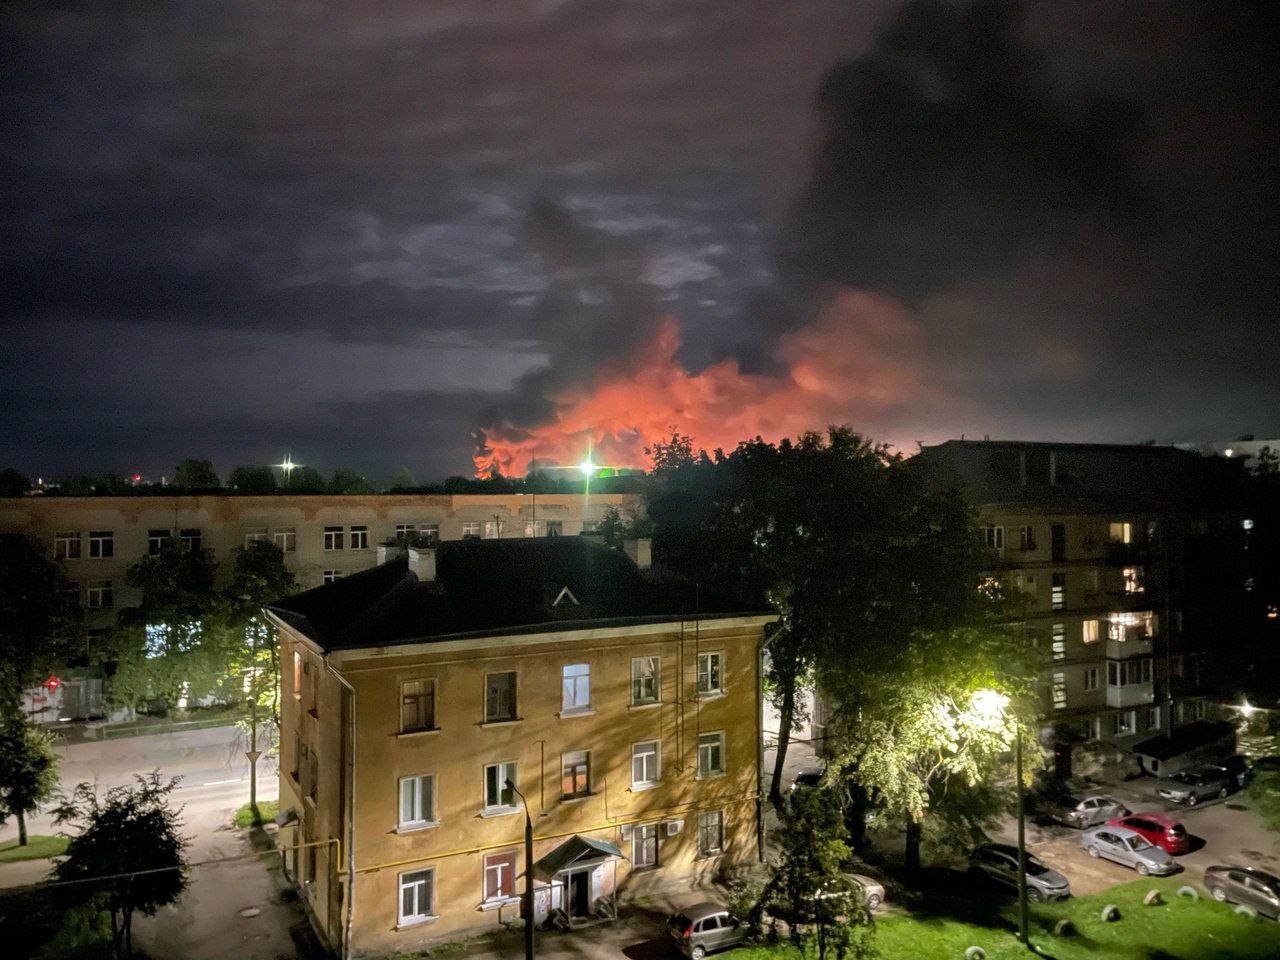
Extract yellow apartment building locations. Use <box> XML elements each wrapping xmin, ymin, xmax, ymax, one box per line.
<box><xmin>267</xmin><ymin>536</ymin><xmax>772</xmax><ymax>958</ymax></box>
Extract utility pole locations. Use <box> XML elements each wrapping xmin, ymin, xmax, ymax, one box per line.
<box><xmin>507</xmin><ymin>778</ymin><xmax>535</xmax><ymax>960</ymax></box>
<box><xmin>1015</xmin><ymin>721</ymin><xmax>1029</xmax><ymax>945</ymax></box>
<box><xmin>246</xmin><ymin>618</ymin><xmax>262</xmax><ymax>823</ymax></box>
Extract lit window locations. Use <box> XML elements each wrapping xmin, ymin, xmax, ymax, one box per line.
<box><xmin>398</xmin><ymin>774</ymin><xmax>435</xmax><ymax>829</ymax></box>
<box><xmin>697</xmin><ymin>732</ymin><xmax>725</xmax><ymax>778</ymax></box>
<box><xmin>1082</xmin><ymin>619</ymin><xmax>1101</xmax><ymax>644</ymax></box>
<box><xmin>485</xmin><ymin>672</ymin><xmax>517</xmax><ymax>723</ymax></box>
<box><xmin>88</xmin><ymin>530</ymin><xmax>114</xmax><ymax>559</ymax></box>
<box><xmin>398</xmin><ymin>868</ymin><xmax>435</xmax><ymax>924</ymax></box>
<box><xmin>631</xmin><ymin>656</ymin><xmax>660</xmax><ymax>705</ymax></box>
<box><xmin>54</xmin><ymin>532</ymin><xmax>81</xmax><ymax>560</ymax></box>
<box><xmin>401</xmin><ymin>679</ymin><xmax>436</xmax><ymax>733</ymax></box>
<box><xmin>632</xmin><ymin>740</ymin><xmax>660</xmax><ymax>788</ymax></box>
<box><xmin>561</xmin><ymin>663</ymin><xmax>591</xmax><ymax>713</ymax></box>
<box><xmin>322</xmin><ymin>570</ymin><xmax>342</xmax><ymax>584</ymax></box>
<box><xmin>697</xmin><ymin>810</ymin><xmax>725</xmax><ymax>857</ymax></box>
<box><xmin>147</xmin><ymin>528</ymin><xmax>170</xmax><ymax>555</ymax></box>
<box><xmin>633</xmin><ymin>823</ymin><xmax>658</xmax><ymax>869</ymax></box>
<box><xmin>1051</xmin><ymin>623</ymin><xmax>1065</xmax><ymax>660</ymax></box>
<box><xmin>982</xmin><ymin>526</ymin><xmax>1004</xmax><ymax>550</ymax></box>
<box><xmin>561</xmin><ymin>751</ymin><xmax>590</xmax><ymax>799</ymax></box>
<box><xmin>179</xmin><ymin>528</ymin><xmax>202</xmax><ymax>552</ymax></box>
<box><xmin>484</xmin><ymin>851</ymin><xmax>518</xmax><ymax>903</ymax></box>
<box><xmin>484</xmin><ymin>762</ymin><xmax>517</xmax><ymax>811</ymax></box>
<box><xmin>1122</xmin><ymin>566</ymin><xmax>1145</xmax><ymax>595</ymax></box>
<box><xmin>293</xmin><ymin>650</ymin><xmax>302</xmax><ymax>695</ymax></box>
<box><xmin>273</xmin><ymin>527</ymin><xmax>296</xmax><ymax>552</ymax></box>
<box><xmin>1109</xmin><ymin>522</ymin><xmax>1133</xmax><ymax>544</ymax></box>
<box><xmin>323</xmin><ymin>526</ymin><xmax>344</xmax><ymax>551</ymax></box>
<box><xmin>86</xmin><ymin>579</ymin><xmax>114</xmax><ymax>609</ymax></box>
<box><xmin>1051</xmin><ymin>673</ymin><xmax>1067</xmax><ymax>710</ymax></box>
<box><xmin>483</xmin><ymin>520</ymin><xmax>502</xmax><ymax>539</ymax></box>
<box><xmin>697</xmin><ymin>652</ymin><xmax>724</xmax><ymax>695</ymax></box>
<box><xmin>1051</xmin><ymin>573</ymin><xmax>1066</xmax><ymax>610</ymax></box>
<box><xmin>1084</xmin><ymin>667</ymin><xmax>1099</xmax><ymax>691</ymax></box>
<box><xmin>350</xmin><ymin>525</ymin><xmax>369</xmax><ymax>550</ymax></box>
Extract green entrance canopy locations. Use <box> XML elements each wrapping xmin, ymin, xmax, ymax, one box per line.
<box><xmin>534</xmin><ymin>835</ymin><xmax>626</xmax><ymax>880</ymax></box>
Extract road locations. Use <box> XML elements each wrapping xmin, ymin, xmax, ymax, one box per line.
<box><xmin>0</xmin><ymin>724</ymin><xmax>312</xmax><ymax>960</ymax></box>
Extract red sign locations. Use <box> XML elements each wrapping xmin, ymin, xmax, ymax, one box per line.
<box><xmin>44</xmin><ymin>675</ymin><xmax>60</xmax><ymax>692</ymax></box>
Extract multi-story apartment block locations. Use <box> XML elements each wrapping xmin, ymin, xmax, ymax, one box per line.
<box><xmin>0</xmin><ymin>492</ymin><xmax>641</xmax><ymax>634</ymax></box>
<box><xmin>915</xmin><ymin>440</ymin><xmax>1245</xmax><ymax>777</ymax></box>
<box><xmin>267</xmin><ymin>536</ymin><xmax>771</xmax><ymax>957</ymax></box>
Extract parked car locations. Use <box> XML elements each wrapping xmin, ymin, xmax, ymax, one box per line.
<box><xmin>1080</xmin><ymin>825</ymin><xmax>1178</xmax><ymax>876</ymax></box>
<box><xmin>1216</xmin><ymin>755</ymin><xmax>1252</xmax><ymax>791</ymax></box>
<box><xmin>1105</xmin><ymin>813</ymin><xmax>1191</xmax><ymax>855</ymax></box>
<box><xmin>1043</xmin><ymin>794</ymin><xmax>1129</xmax><ymax>828</ymax></box>
<box><xmin>968</xmin><ymin>843</ymin><xmax>1071</xmax><ymax>901</ymax></box>
<box><xmin>667</xmin><ymin>903</ymin><xmax>747</xmax><ymax>959</ymax></box>
<box><xmin>846</xmin><ymin>872</ymin><xmax>886</xmax><ymax>911</ymax></box>
<box><xmin>789</xmin><ymin>767</ymin><xmax>824</xmax><ymax>795</ymax></box>
<box><xmin>1203</xmin><ymin>866</ymin><xmax>1280</xmax><ymax>920</ymax></box>
<box><xmin>1156</xmin><ymin>764</ymin><xmax>1234</xmax><ymax>805</ymax></box>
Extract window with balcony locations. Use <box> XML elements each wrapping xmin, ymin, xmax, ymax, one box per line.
<box><xmin>323</xmin><ymin>526</ymin><xmax>344</xmax><ymax>551</ymax></box>
<box><xmin>561</xmin><ymin>663</ymin><xmax>591</xmax><ymax>714</ymax></box>
<box><xmin>399</xmin><ymin>774</ymin><xmax>436</xmax><ymax>829</ymax></box>
<box><xmin>485</xmin><ymin>671</ymin><xmax>517</xmax><ymax>723</ymax></box>
<box><xmin>401</xmin><ymin>679</ymin><xmax>436</xmax><ymax>733</ymax></box>
<box><xmin>1107</xmin><ymin>611</ymin><xmax>1155</xmax><ymax>642</ymax></box>
<box><xmin>632</xmin><ymin>740</ymin><xmax>660</xmax><ymax>788</ymax></box>
<box><xmin>631</xmin><ymin>656</ymin><xmax>660</xmax><ymax>705</ymax></box>
<box><xmin>698</xmin><ymin>732</ymin><xmax>725</xmax><ymax>777</ymax></box>
<box><xmin>88</xmin><ymin>530</ymin><xmax>114</xmax><ymax>559</ymax></box>
<box><xmin>561</xmin><ymin>751</ymin><xmax>590</xmax><ymax>799</ymax></box>
<box><xmin>54</xmin><ymin>531</ymin><xmax>81</xmax><ymax>560</ymax></box>
<box><xmin>147</xmin><ymin>529</ymin><xmax>170</xmax><ymax>555</ymax></box>
<box><xmin>1051</xmin><ymin>673</ymin><xmax>1067</xmax><ymax>710</ymax></box>
<box><xmin>1123</xmin><ymin>566</ymin><xmax>1145</xmax><ymax>594</ymax></box>
<box><xmin>697</xmin><ymin>652</ymin><xmax>724</xmax><ymax>695</ymax></box>
<box><xmin>1107</xmin><ymin>658</ymin><xmax>1153</xmax><ymax>687</ymax></box>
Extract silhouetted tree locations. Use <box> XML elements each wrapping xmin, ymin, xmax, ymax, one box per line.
<box><xmin>0</xmin><ymin>534</ymin><xmax>82</xmax><ymax>709</ymax></box>
<box><xmin>227</xmin><ymin>465</ymin><xmax>276</xmax><ymax>493</ymax></box>
<box><xmin>172</xmin><ymin>459</ymin><xmax>219</xmax><ymax>489</ymax></box>
<box><xmin>329</xmin><ymin>468</ymin><xmax>373</xmax><ymax>494</ymax></box>
<box><xmin>0</xmin><ymin>467</ymin><xmax>31</xmax><ymax>497</ymax></box>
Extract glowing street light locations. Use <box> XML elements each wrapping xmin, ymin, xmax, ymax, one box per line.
<box><xmin>275</xmin><ymin>454</ymin><xmax>302</xmax><ymax>479</ymax></box>
<box><xmin>578</xmin><ymin>456</ymin><xmax>597</xmax><ymax>477</ymax></box>
<box><xmin>1240</xmin><ymin>699</ymin><xmax>1259</xmax><ymax>719</ymax></box>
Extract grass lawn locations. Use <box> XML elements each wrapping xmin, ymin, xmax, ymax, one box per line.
<box><xmin>728</xmin><ymin>878</ymin><xmax>1280</xmax><ymax>960</ymax></box>
<box><xmin>0</xmin><ymin>835</ymin><xmax>68</xmax><ymax>863</ymax></box>
<box><xmin>232</xmin><ymin>799</ymin><xmax>279</xmax><ymax>827</ymax></box>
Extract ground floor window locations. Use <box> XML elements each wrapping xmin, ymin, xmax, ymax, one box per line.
<box><xmin>399</xmin><ymin>868</ymin><xmax>435</xmax><ymax>924</ymax></box>
<box><xmin>633</xmin><ymin>823</ymin><xmax>658</xmax><ymax>869</ymax></box>
<box><xmin>697</xmin><ymin>810</ymin><xmax>724</xmax><ymax>857</ymax></box>
<box><xmin>484</xmin><ymin>850</ymin><xmax>518</xmax><ymax>903</ymax></box>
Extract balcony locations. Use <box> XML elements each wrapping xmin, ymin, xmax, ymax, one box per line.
<box><xmin>1107</xmin><ymin>682</ymin><xmax>1155</xmax><ymax>708</ymax></box>
<box><xmin>1106</xmin><ymin>636</ymin><xmax>1153</xmax><ymax>658</ymax></box>
<box><xmin>1104</xmin><ymin>541</ymin><xmax>1150</xmax><ymax>565</ymax></box>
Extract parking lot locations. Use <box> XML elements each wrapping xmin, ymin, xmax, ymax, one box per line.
<box><xmin>1003</xmin><ymin>780</ymin><xmax>1280</xmax><ymax>897</ymax></box>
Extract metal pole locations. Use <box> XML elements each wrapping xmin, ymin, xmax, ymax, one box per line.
<box><xmin>248</xmin><ymin>620</ymin><xmax>260</xmax><ymax>822</ymax></box>
<box><xmin>1015</xmin><ymin>721</ymin><xmax>1029</xmax><ymax>944</ymax></box>
<box><xmin>507</xmin><ymin>779</ymin><xmax>535</xmax><ymax>960</ymax></box>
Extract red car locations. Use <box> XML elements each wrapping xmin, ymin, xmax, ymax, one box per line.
<box><xmin>1105</xmin><ymin>813</ymin><xmax>1190</xmax><ymax>855</ymax></box>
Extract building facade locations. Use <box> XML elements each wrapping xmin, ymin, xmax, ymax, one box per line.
<box><xmin>268</xmin><ymin>537</ymin><xmax>771</xmax><ymax>957</ymax></box>
<box><xmin>915</xmin><ymin>440</ymin><xmax>1245</xmax><ymax>777</ymax></box>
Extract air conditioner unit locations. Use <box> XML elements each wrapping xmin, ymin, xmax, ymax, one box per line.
<box><xmin>666</xmin><ymin>819</ymin><xmax>683</xmax><ymax>836</ymax></box>
<box><xmin>619</xmin><ymin>824</ymin><xmax>633</xmax><ymax>840</ymax></box>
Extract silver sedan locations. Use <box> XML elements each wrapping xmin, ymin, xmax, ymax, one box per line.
<box><xmin>1080</xmin><ymin>825</ymin><xmax>1178</xmax><ymax>876</ymax></box>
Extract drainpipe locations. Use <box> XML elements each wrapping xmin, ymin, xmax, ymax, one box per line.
<box><xmin>326</xmin><ymin>661</ymin><xmax>357</xmax><ymax>960</ymax></box>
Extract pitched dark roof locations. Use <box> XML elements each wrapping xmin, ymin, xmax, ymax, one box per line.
<box><xmin>268</xmin><ymin>537</ymin><xmax>764</xmax><ymax>652</ymax></box>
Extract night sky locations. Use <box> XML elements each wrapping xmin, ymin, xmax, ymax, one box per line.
<box><xmin>3</xmin><ymin>1</ymin><xmax>1278</xmax><ymax>480</ymax></box>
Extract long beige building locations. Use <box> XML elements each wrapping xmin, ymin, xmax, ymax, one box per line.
<box><xmin>267</xmin><ymin>537</ymin><xmax>771</xmax><ymax>957</ymax></box>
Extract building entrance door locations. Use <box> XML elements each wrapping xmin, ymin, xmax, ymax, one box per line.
<box><xmin>567</xmin><ymin>870</ymin><xmax>591</xmax><ymax>917</ymax></box>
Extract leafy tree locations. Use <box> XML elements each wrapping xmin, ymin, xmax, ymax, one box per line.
<box><xmin>52</xmin><ymin>772</ymin><xmax>189</xmax><ymax>960</ymax></box>
<box><xmin>765</xmin><ymin>788</ymin><xmax>873</xmax><ymax>960</ymax></box>
<box><xmin>172</xmin><ymin>459</ymin><xmax>219</xmax><ymax>489</ymax></box>
<box><xmin>329</xmin><ymin>468</ymin><xmax>374</xmax><ymax>494</ymax></box>
<box><xmin>388</xmin><ymin>466</ymin><xmax>416</xmax><ymax>490</ymax></box>
<box><xmin>826</xmin><ymin>628</ymin><xmax>1038</xmax><ymax>871</ymax></box>
<box><xmin>0</xmin><ymin>467</ymin><xmax>32</xmax><ymax>497</ymax></box>
<box><xmin>283</xmin><ymin>465</ymin><xmax>326</xmax><ymax>493</ymax></box>
<box><xmin>0</xmin><ymin>534</ymin><xmax>82</xmax><ymax>710</ymax></box>
<box><xmin>110</xmin><ymin>540</ymin><xmax>221</xmax><ymax>711</ymax></box>
<box><xmin>1249</xmin><ymin>769</ymin><xmax>1280</xmax><ymax>833</ymax></box>
<box><xmin>227</xmin><ymin>465</ymin><xmax>276</xmax><ymax>493</ymax></box>
<box><xmin>0</xmin><ymin>708</ymin><xmax>60</xmax><ymax>845</ymax></box>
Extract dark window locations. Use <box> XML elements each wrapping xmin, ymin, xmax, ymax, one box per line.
<box><xmin>1051</xmin><ymin>523</ymin><xmax>1066</xmax><ymax>562</ymax></box>
<box><xmin>485</xmin><ymin>671</ymin><xmax>517</xmax><ymax>722</ymax></box>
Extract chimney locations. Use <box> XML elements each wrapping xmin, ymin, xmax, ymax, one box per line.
<box><xmin>408</xmin><ymin>547</ymin><xmax>437</xmax><ymax>581</ymax></box>
<box><xmin>623</xmin><ymin>538</ymin><xmax>652</xmax><ymax>570</ymax></box>
<box><xmin>377</xmin><ymin>543</ymin><xmax>406</xmax><ymax>565</ymax></box>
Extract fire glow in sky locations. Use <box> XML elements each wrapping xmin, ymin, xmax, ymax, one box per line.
<box><xmin>474</xmin><ymin>288</ymin><xmax>928</xmax><ymax>477</ymax></box>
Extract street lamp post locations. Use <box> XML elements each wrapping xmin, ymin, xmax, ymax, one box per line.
<box><xmin>506</xmin><ymin>778</ymin><xmax>535</xmax><ymax>960</ymax></box>
<box><xmin>247</xmin><ymin>615</ymin><xmax>261</xmax><ymax>823</ymax></box>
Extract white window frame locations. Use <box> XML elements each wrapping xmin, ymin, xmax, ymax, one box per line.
<box><xmin>398</xmin><ymin>868</ymin><xmax>436</xmax><ymax>926</ymax></box>
<box><xmin>398</xmin><ymin>774</ymin><xmax>436</xmax><ymax>830</ymax></box>
<box><xmin>982</xmin><ymin>525</ymin><xmax>1004</xmax><ymax>550</ymax></box>
<box><xmin>244</xmin><ymin>527</ymin><xmax>268</xmax><ymax>547</ymax></box>
<box><xmin>273</xmin><ymin>527</ymin><xmax>297</xmax><ymax>552</ymax></box>
<box><xmin>1147</xmin><ymin>706</ymin><xmax>1161</xmax><ymax>730</ymax></box>
<box><xmin>54</xmin><ymin>531</ymin><xmax>81</xmax><ymax>560</ymax></box>
<box><xmin>1051</xmin><ymin>673</ymin><xmax>1067</xmax><ymax>710</ymax></box>
<box><xmin>1083</xmin><ymin>667</ymin><xmax>1099</xmax><ymax>692</ymax></box>
<box><xmin>697</xmin><ymin>810</ymin><xmax>725</xmax><ymax>857</ymax></box>
<box><xmin>696</xmin><ymin>651</ymin><xmax>724</xmax><ymax>695</ymax></box>
<box><xmin>483</xmin><ymin>520</ymin><xmax>503</xmax><ymax>539</ymax></box>
<box><xmin>632</xmin><ymin>740</ymin><xmax>661</xmax><ymax>789</ymax></box>
<box><xmin>484</xmin><ymin>761</ymin><xmax>518</xmax><ymax>814</ymax></box>
<box><xmin>697</xmin><ymin>731</ymin><xmax>725</xmax><ymax>778</ymax></box>
<box><xmin>561</xmin><ymin>663</ymin><xmax>591</xmax><ymax>714</ymax></box>
<box><xmin>631</xmin><ymin>656</ymin><xmax>660</xmax><ymax>705</ymax></box>
<box><xmin>400</xmin><ymin>679</ymin><xmax>436</xmax><ymax>733</ymax></box>
<box><xmin>1114</xmin><ymin>710</ymin><xmax>1136</xmax><ymax>735</ymax></box>
<box><xmin>87</xmin><ymin>530</ymin><xmax>113</xmax><ymax>559</ymax></box>
<box><xmin>483</xmin><ymin>850</ymin><xmax>519</xmax><ymax>904</ymax></box>
<box><xmin>86</xmin><ymin>579</ymin><xmax>113</xmax><ymax>609</ymax></box>
<box><xmin>147</xmin><ymin>528</ymin><xmax>170</xmax><ymax>555</ymax></box>
<box><xmin>633</xmin><ymin>822</ymin><xmax>658</xmax><ymax>869</ymax></box>
<box><xmin>461</xmin><ymin>521</ymin><xmax>481</xmax><ymax>537</ymax></box>
<box><xmin>322</xmin><ymin>570</ymin><xmax>342</xmax><ymax>584</ymax></box>
<box><xmin>1050</xmin><ymin>573</ymin><xmax>1066</xmax><ymax>610</ymax></box>
<box><xmin>179</xmin><ymin>528</ymin><xmax>201</xmax><ymax>552</ymax></box>
<box><xmin>484</xmin><ymin>671</ymin><xmax>518</xmax><ymax>723</ymax></box>
<box><xmin>350</xmin><ymin>525</ymin><xmax>369</xmax><ymax>550</ymax></box>
<box><xmin>323</xmin><ymin>526</ymin><xmax>344</xmax><ymax>551</ymax></box>
<box><xmin>1050</xmin><ymin>623</ymin><xmax>1066</xmax><ymax>661</ymax></box>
